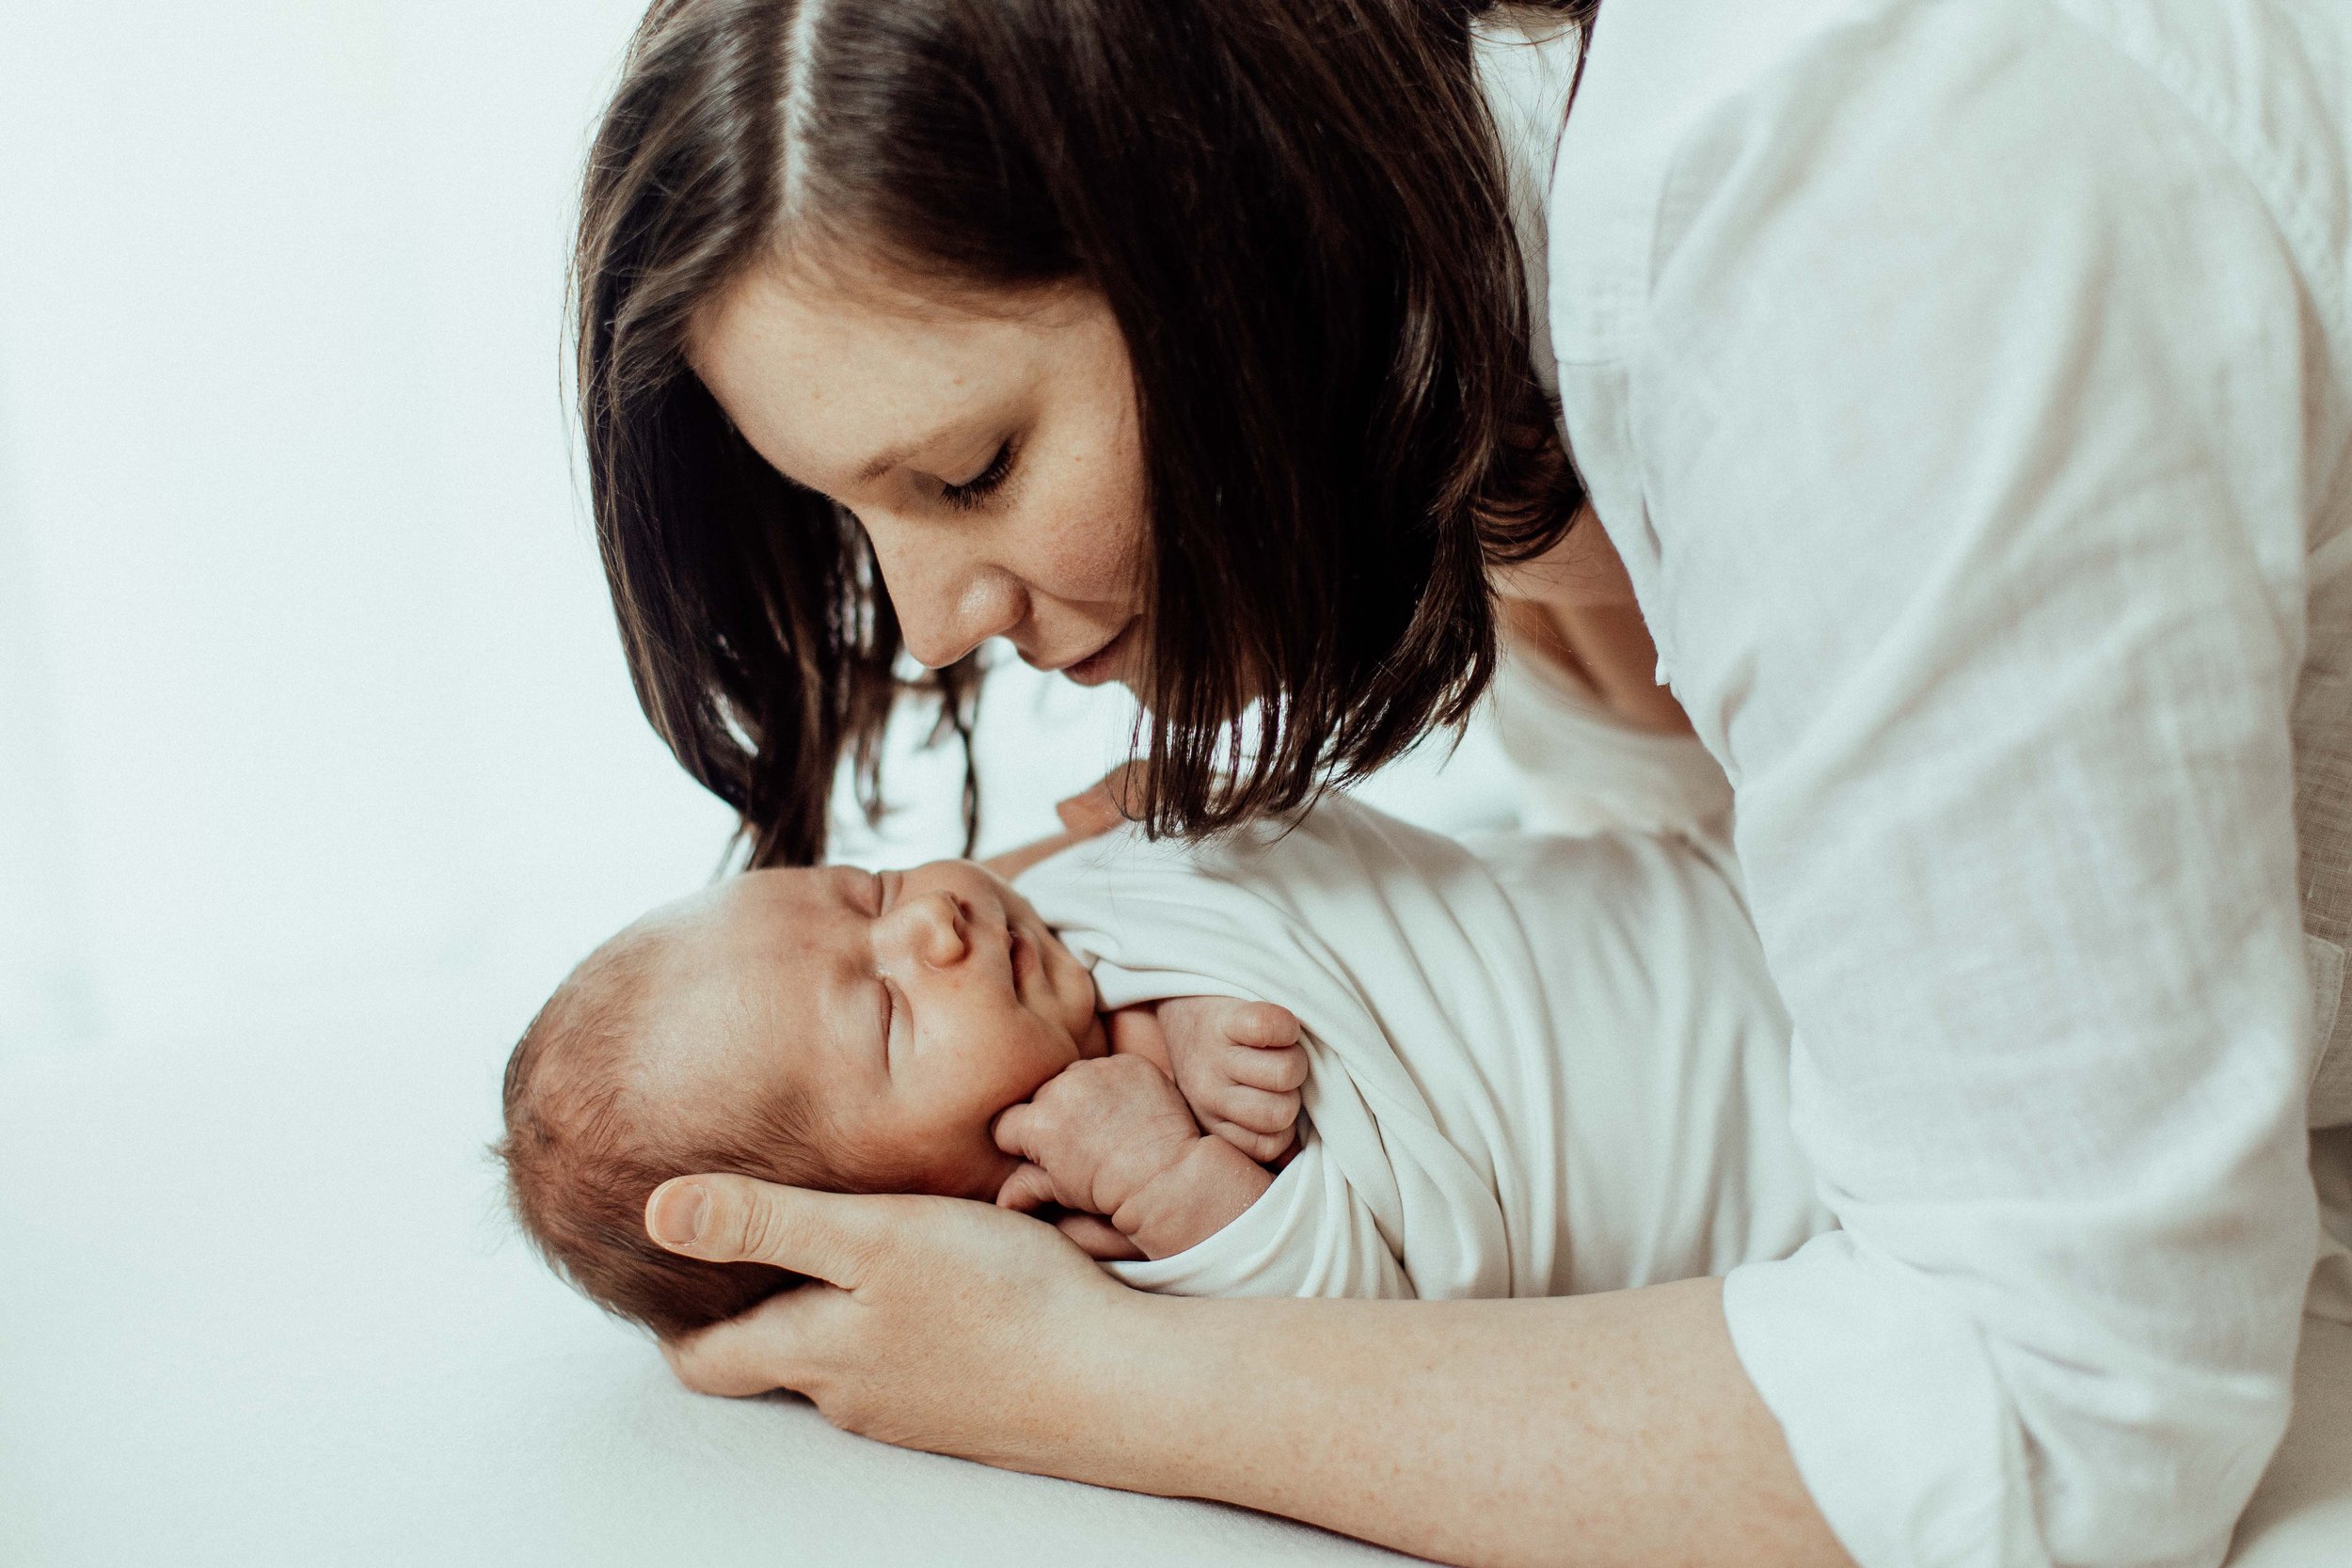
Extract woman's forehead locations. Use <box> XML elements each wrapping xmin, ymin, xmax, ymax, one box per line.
<box><xmin>687</xmin><ymin>260</ymin><xmax>1107</xmax><ymax>493</ymax></box>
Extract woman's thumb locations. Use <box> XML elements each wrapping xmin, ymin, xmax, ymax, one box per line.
<box><xmin>645</xmin><ymin>1174</ymin><xmax>870</xmax><ymax>1288</ymax></box>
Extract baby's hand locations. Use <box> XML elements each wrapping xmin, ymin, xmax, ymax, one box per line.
<box><xmin>993</xmin><ymin>1055</ymin><xmax>1202</xmax><ymax>1225</ymax></box>
<box><xmin>1155</xmin><ymin>997</ymin><xmax>1307</xmax><ymax>1164</ymax></box>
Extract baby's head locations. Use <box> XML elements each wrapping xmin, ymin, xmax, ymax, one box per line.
<box><xmin>498</xmin><ymin>859</ymin><xmax>1104</xmax><ymax>1337</ymax></box>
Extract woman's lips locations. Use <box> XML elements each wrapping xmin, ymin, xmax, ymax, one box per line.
<box><xmin>1058</xmin><ymin>621</ymin><xmax>1134</xmax><ymax>687</ymax></box>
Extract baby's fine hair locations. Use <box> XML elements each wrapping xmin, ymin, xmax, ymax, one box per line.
<box><xmin>496</xmin><ymin>922</ymin><xmax>827</xmax><ymax>1338</ymax></box>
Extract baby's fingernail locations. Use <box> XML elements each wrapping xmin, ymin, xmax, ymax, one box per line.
<box><xmin>648</xmin><ymin>1181</ymin><xmax>709</xmax><ymax>1247</ymax></box>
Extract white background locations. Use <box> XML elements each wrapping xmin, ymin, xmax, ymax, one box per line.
<box><xmin>0</xmin><ymin>14</ymin><xmax>1508</xmax><ymax>1561</ymax></box>
<box><xmin>0</xmin><ymin>0</ymin><xmax>1505</xmax><ymax>1067</ymax></box>
<box><xmin>1</xmin><ymin>8</ymin><xmax>2344</xmax><ymax>1567</ymax></box>
<box><xmin>0</xmin><ymin>8</ymin><xmax>1505</xmax><ymax>1561</ymax></box>
<box><xmin>1</xmin><ymin>0</ymin><xmax>727</xmax><ymax>1057</ymax></box>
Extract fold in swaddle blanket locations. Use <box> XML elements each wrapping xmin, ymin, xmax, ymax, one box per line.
<box><xmin>1016</xmin><ymin>797</ymin><xmax>1833</xmax><ymax>1302</ymax></box>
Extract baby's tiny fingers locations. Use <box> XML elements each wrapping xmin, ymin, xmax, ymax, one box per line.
<box><xmin>993</xmin><ymin>1103</ymin><xmax>1042</xmax><ymax>1160</ymax></box>
<box><xmin>1207</xmin><ymin>1081</ymin><xmax>1300</xmax><ymax>1135</ymax></box>
<box><xmin>1228</xmin><ymin>1002</ymin><xmax>1301</xmax><ymax>1049</ymax></box>
<box><xmin>1054</xmin><ymin>1212</ymin><xmax>1144</xmax><ymax>1261</ymax></box>
<box><xmin>995</xmin><ymin>1162</ymin><xmax>1057</xmax><ymax>1212</ymax></box>
<box><xmin>1220</xmin><ymin>1041</ymin><xmax>1308</xmax><ymax>1093</ymax></box>
<box><xmin>1208</xmin><ymin>1118</ymin><xmax>1295</xmax><ymax>1165</ymax></box>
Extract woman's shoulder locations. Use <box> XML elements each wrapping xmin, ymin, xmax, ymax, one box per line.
<box><xmin>1549</xmin><ymin>0</ymin><xmax>2345</xmax><ymax>359</ymax></box>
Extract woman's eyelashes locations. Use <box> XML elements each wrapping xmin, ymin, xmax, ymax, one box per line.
<box><xmin>937</xmin><ymin>438</ymin><xmax>1017</xmax><ymax>511</ymax></box>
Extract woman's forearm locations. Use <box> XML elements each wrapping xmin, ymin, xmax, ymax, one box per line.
<box><xmin>1057</xmin><ymin>1277</ymin><xmax>1851</xmax><ymax>1568</ymax></box>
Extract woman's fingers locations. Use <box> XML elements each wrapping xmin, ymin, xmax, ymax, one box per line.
<box><xmin>661</xmin><ymin>1283</ymin><xmax>850</xmax><ymax>1398</ymax></box>
<box><xmin>645</xmin><ymin>1174</ymin><xmax>886</xmax><ymax>1289</ymax></box>
<box><xmin>644</xmin><ymin>1186</ymin><xmax>1132</xmax><ymax>1450</ymax></box>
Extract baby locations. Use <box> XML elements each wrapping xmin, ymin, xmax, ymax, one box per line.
<box><xmin>499</xmin><ymin>854</ymin><xmax>1308</xmax><ymax>1337</ymax></box>
<box><xmin>502</xmin><ymin>796</ymin><xmax>1833</xmax><ymax>1332</ymax></box>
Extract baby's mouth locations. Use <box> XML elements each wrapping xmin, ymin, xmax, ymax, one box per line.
<box><xmin>1008</xmin><ymin>925</ymin><xmax>1041</xmax><ymax>994</ymax></box>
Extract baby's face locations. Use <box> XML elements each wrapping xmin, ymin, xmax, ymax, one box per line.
<box><xmin>632</xmin><ymin>859</ymin><xmax>1105</xmax><ymax>1200</ymax></box>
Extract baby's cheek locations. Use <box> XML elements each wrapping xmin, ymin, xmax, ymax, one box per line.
<box><xmin>874</xmin><ymin>1101</ymin><xmax>1001</xmax><ymax>1200</ymax></box>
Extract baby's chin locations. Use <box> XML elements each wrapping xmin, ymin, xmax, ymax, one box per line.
<box><xmin>1021</xmin><ymin>922</ymin><xmax>1100</xmax><ymax>1037</ymax></box>
<box><xmin>1071</xmin><ymin>1008</ymin><xmax>1111</xmax><ymax>1060</ymax></box>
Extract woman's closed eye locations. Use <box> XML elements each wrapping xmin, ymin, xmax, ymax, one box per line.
<box><xmin>938</xmin><ymin>438</ymin><xmax>1017</xmax><ymax>511</ymax></box>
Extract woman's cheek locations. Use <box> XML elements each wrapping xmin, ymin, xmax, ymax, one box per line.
<box><xmin>1029</xmin><ymin>424</ymin><xmax>1147</xmax><ymax>605</ymax></box>
<box><xmin>1029</xmin><ymin>499</ymin><xmax>1141</xmax><ymax>606</ymax></box>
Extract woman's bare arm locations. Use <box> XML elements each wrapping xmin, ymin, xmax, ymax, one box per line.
<box><xmin>980</xmin><ymin>762</ymin><xmax>1142</xmax><ymax>879</ymax></box>
<box><xmin>981</xmin><ymin>825</ymin><xmax>1105</xmax><ymax>880</ymax></box>
<box><xmin>1496</xmin><ymin>505</ymin><xmax>1694</xmax><ymax>736</ymax></box>
<box><xmin>645</xmin><ymin>1178</ymin><xmax>1852</xmax><ymax>1568</ymax></box>
<box><xmin>1502</xmin><ymin>597</ymin><xmax>1695</xmax><ymax>736</ymax></box>
<box><xmin>1105</xmin><ymin>1281</ymin><xmax>1846</xmax><ymax>1568</ymax></box>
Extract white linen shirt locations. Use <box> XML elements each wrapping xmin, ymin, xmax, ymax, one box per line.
<box><xmin>1475</xmin><ymin>4</ymin><xmax>2352</xmax><ymax>1567</ymax></box>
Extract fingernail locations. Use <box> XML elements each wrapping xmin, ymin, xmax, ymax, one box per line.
<box><xmin>649</xmin><ymin>1181</ymin><xmax>708</xmax><ymax>1247</ymax></box>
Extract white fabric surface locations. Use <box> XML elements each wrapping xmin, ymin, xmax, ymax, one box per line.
<box><xmin>1021</xmin><ymin>797</ymin><xmax>1827</xmax><ymax>1300</ymax></box>
<box><xmin>3</xmin><ymin>1000</ymin><xmax>2346</xmax><ymax>1568</ymax></box>
<box><xmin>1476</xmin><ymin>4</ymin><xmax>2352</xmax><ymax>1565</ymax></box>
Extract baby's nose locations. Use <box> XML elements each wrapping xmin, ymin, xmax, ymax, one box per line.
<box><xmin>899</xmin><ymin>892</ymin><xmax>970</xmax><ymax>969</ymax></box>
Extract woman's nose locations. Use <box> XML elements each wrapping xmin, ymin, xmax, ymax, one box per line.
<box><xmin>869</xmin><ymin>531</ymin><xmax>1027</xmax><ymax>670</ymax></box>
<box><xmin>886</xmin><ymin>892</ymin><xmax>970</xmax><ymax>969</ymax></box>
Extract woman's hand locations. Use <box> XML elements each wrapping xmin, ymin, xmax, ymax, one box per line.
<box><xmin>646</xmin><ymin>1180</ymin><xmax>1845</xmax><ymax>1568</ymax></box>
<box><xmin>644</xmin><ymin>1176</ymin><xmax>1133</xmax><ymax>1465</ymax></box>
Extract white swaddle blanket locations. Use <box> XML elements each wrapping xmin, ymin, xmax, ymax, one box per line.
<box><xmin>1016</xmin><ymin>797</ymin><xmax>1834</xmax><ymax>1301</ymax></box>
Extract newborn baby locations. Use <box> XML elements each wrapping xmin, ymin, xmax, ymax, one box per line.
<box><xmin>503</xmin><ymin>797</ymin><xmax>1832</xmax><ymax>1332</ymax></box>
<box><xmin>499</xmin><ymin>854</ymin><xmax>1305</xmax><ymax>1337</ymax></box>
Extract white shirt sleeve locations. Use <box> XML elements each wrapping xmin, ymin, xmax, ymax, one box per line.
<box><xmin>1569</xmin><ymin>7</ymin><xmax>2325</xmax><ymax>1566</ymax></box>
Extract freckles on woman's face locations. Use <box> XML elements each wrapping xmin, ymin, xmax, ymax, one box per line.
<box><xmin>688</xmin><ymin>255</ymin><xmax>1153</xmax><ymax>689</ymax></box>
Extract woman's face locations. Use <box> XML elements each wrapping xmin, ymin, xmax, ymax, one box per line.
<box><xmin>690</xmin><ymin>257</ymin><xmax>1150</xmax><ymax>689</ymax></box>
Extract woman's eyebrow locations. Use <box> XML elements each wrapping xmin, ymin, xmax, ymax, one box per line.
<box><xmin>852</xmin><ymin>414</ymin><xmax>984</xmax><ymax>484</ymax></box>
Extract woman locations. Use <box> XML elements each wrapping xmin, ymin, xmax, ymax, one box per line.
<box><xmin>575</xmin><ymin>2</ymin><xmax>2352</xmax><ymax>1564</ymax></box>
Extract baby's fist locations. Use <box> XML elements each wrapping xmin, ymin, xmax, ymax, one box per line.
<box><xmin>1156</xmin><ymin>997</ymin><xmax>1307</xmax><ymax>1164</ymax></box>
<box><xmin>993</xmin><ymin>1054</ymin><xmax>1201</xmax><ymax>1222</ymax></box>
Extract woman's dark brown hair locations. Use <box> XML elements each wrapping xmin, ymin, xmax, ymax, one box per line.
<box><xmin>576</xmin><ymin>0</ymin><xmax>1596</xmax><ymax>865</ymax></box>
